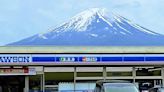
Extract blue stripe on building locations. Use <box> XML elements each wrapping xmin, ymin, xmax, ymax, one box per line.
<box><xmin>124</xmin><ymin>57</ymin><xmax>144</xmax><ymax>61</ymax></box>
<box><xmin>101</xmin><ymin>57</ymin><xmax>122</xmax><ymax>61</ymax></box>
<box><xmin>32</xmin><ymin>57</ymin><xmax>55</xmax><ymax>62</ymax></box>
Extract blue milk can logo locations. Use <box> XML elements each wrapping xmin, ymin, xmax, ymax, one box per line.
<box><xmin>0</xmin><ymin>55</ymin><xmax>32</xmax><ymax>63</ymax></box>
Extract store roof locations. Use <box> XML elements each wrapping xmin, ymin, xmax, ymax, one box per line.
<box><xmin>0</xmin><ymin>46</ymin><xmax>164</xmax><ymax>53</ymax></box>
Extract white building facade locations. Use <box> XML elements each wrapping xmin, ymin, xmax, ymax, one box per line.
<box><xmin>0</xmin><ymin>47</ymin><xmax>164</xmax><ymax>92</ymax></box>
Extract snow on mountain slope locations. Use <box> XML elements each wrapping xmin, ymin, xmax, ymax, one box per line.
<box><xmin>7</xmin><ymin>8</ymin><xmax>164</xmax><ymax>46</ymax></box>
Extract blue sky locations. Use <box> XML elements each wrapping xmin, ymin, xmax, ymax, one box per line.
<box><xmin>0</xmin><ymin>0</ymin><xmax>164</xmax><ymax>45</ymax></box>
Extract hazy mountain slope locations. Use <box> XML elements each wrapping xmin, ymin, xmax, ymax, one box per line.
<box><xmin>7</xmin><ymin>8</ymin><xmax>164</xmax><ymax>46</ymax></box>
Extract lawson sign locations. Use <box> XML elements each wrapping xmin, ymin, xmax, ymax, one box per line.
<box><xmin>1</xmin><ymin>54</ymin><xmax>164</xmax><ymax>64</ymax></box>
<box><xmin>0</xmin><ymin>55</ymin><xmax>32</xmax><ymax>63</ymax></box>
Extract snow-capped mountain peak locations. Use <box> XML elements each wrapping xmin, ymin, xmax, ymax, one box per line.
<box><xmin>53</xmin><ymin>8</ymin><xmax>116</xmax><ymax>32</ymax></box>
<box><xmin>42</xmin><ymin>8</ymin><xmax>159</xmax><ymax>37</ymax></box>
<box><xmin>7</xmin><ymin>8</ymin><xmax>164</xmax><ymax>46</ymax></box>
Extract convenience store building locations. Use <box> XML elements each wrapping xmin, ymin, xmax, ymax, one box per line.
<box><xmin>0</xmin><ymin>46</ymin><xmax>164</xmax><ymax>92</ymax></box>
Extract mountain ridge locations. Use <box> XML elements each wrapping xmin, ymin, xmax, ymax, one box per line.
<box><xmin>7</xmin><ymin>8</ymin><xmax>164</xmax><ymax>46</ymax></box>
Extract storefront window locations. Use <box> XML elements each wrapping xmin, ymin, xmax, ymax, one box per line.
<box><xmin>77</xmin><ymin>72</ymin><xmax>102</xmax><ymax>77</ymax></box>
<box><xmin>107</xmin><ymin>67</ymin><xmax>133</xmax><ymax>77</ymax></box>
<box><xmin>136</xmin><ymin>67</ymin><xmax>161</xmax><ymax>76</ymax></box>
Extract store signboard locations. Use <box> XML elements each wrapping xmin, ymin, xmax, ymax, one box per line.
<box><xmin>0</xmin><ymin>55</ymin><xmax>32</xmax><ymax>63</ymax></box>
<box><xmin>32</xmin><ymin>54</ymin><xmax>164</xmax><ymax>62</ymax></box>
<box><xmin>0</xmin><ymin>68</ymin><xmax>36</xmax><ymax>75</ymax></box>
<box><xmin>0</xmin><ymin>54</ymin><xmax>164</xmax><ymax>64</ymax></box>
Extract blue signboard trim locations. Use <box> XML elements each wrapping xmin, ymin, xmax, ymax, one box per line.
<box><xmin>1</xmin><ymin>54</ymin><xmax>164</xmax><ymax>63</ymax></box>
<box><xmin>145</xmin><ymin>57</ymin><xmax>164</xmax><ymax>61</ymax></box>
<box><xmin>32</xmin><ymin>57</ymin><xmax>55</xmax><ymax>62</ymax></box>
<box><xmin>124</xmin><ymin>57</ymin><xmax>144</xmax><ymax>61</ymax></box>
<box><xmin>101</xmin><ymin>57</ymin><xmax>122</xmax><ymax>61</ymax></box>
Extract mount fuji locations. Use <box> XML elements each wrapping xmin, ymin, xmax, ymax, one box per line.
<box><xmin>7</xmin><ymin>8</ymin><xmax>164</xmax><ymax>46</ymax></box>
